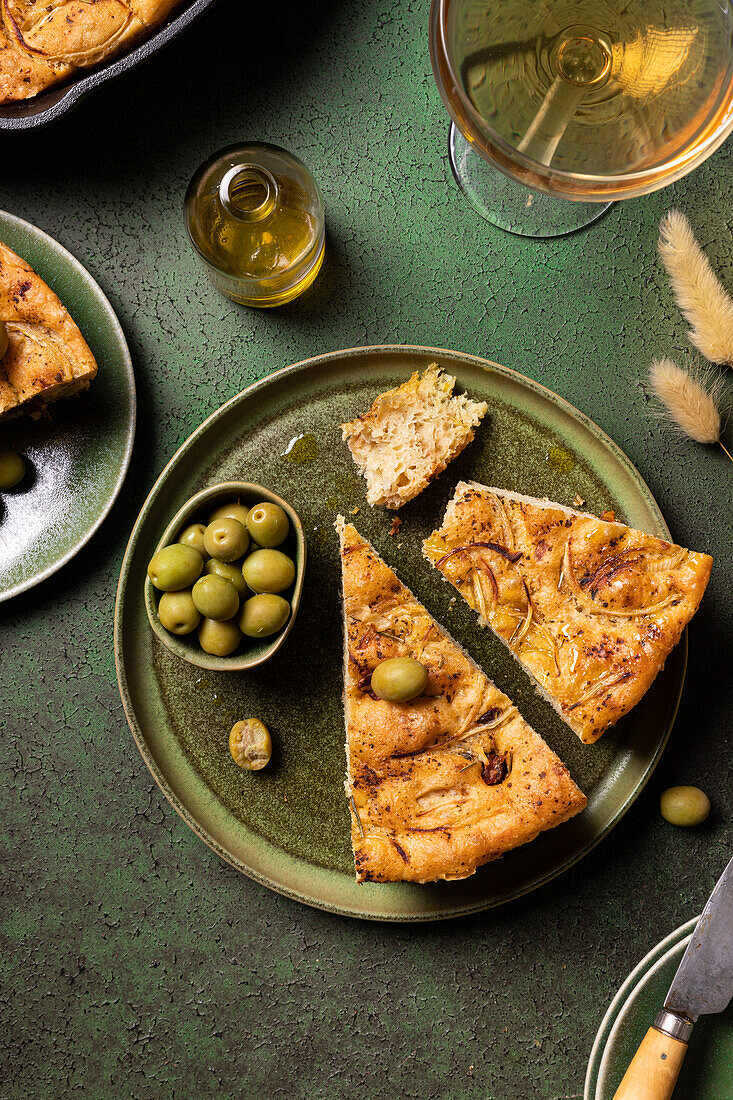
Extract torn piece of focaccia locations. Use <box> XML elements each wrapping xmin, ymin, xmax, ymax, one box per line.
<box><xmin>340</xmin><ymin>364</ymin><xmax>488</xmax><ymax>509</ymax></box>
<box><xmin>424</xmin><ymin>482</ymin><xmax>712</xmax><ymax>745</ymax></box>
<box><xmin>336</xmin><ymin>517</ymin><xmax>586</xmax><ymax>884</ymax></box>
<box><xmin>0</xmin><ymin>241</ymin><xmax>98</xmax><ymax>419</ymax></box>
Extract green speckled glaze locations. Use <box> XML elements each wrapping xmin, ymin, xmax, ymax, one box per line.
<box><xmin>586</xmin><ymin>918</ymin><xmax>733</xmax><ymax>1099</ymax></box>
<box><xmin>0</xmin><ymin>211</ymin><xmax>135</xmax><ymax>602</ymax></box>
<box><xmin>115</xmin><ymin>345</ymin><xmax>685</xmax><ymax>920</ymax></box>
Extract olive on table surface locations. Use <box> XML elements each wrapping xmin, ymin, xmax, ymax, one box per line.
<box><xmin>198</xmin><ymin>616</ymin><xmax>242</xmax><ymax>656</ymax></box>
<box><xmin>0</xmin><ymin>449</ymin><xmax>25</xmax><ymax>489</ymax></box>
<box><xmin>0</xmin><ymin>319</ymin><xmax>8</xmax><ymax>360</ymax></box>
<box><xmin>242</xmin><ymin>548</ymin><xmax>295</xmax><ymax>594</ymax></box>
<box><xmin>203</xmin><ymin>516</ymin><xmax>249</xmax><ymax>562</ymax></box>
<box><xmin>246</xmin><ymin>501</ymin><xmax>289</xmax><ymax>548</ymax></box>
<box><xmin>208</xmin><ymin>500</ymin><xmax>249</xmax><ymax>527</ymax></box>
<box><xmin>178</xmin><ymin>522</ymin><xmax>207</xmax><ymax>556</ymax></box>
<box><xmin>192</xmin><ymin>574</ymin><xmax>240</xmax><ymax>621</ymax></box>
<box><xmin>158</xmin><ymin>590</ymin><xmax>200</xmax><ymax>635</ymax></box>
<box><xmin>371</xmin><ymin>657</ymin><xmax>428</xmax><ymax>703</ymax></box>
<box><xmin>229</xmin><ymin>719</ymin><xmax>272</xmax><ymax>771</ymax></box>
<box><xmin>148</xmin><ymin>544</ymin><xmax>203</xmax><ymax>592</ymax></box>
<box><xmin>660</xmin><ymin>786</ymin><xmax>711</xmax><ymax>827</ymax></box>
<box><xmin>239</xmin><ymin>593</ymin><xmax>290</xmax><ymax>638</ymax></box>
<box><xmin>204</xmin><ymin>558</ymin><xmax>249</xmax><ymax>597</ymax></box>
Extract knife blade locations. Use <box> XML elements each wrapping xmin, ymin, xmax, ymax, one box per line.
<box><xmin>612</xmin><ymin>853</ymin><xmax>733</xmax><ymax>1100</ymax></box>
<box><xmin>659</xmin><ymin>852</ymin><xmax>733</xmax><ymax>1036</ymax></box>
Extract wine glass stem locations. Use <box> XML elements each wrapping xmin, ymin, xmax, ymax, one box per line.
<box><xmin>516</xmin><ymin>77</ymin><xmax>586</xmax><ymax>166</ymax></box>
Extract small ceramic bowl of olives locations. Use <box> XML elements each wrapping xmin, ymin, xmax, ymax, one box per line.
<box><xmin>144</xmin><ymin>481</ymin><xmax>306</xmax><ymax>671</ymax></box>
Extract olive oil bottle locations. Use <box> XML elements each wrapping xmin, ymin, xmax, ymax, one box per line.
<box><xmin>184</xmin><ymin>143</ymin><xmax>325</xmax><ymax>307</ymax></box>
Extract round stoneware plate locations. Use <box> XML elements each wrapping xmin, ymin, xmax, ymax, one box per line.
<box><xmin>115</xmin><ymin>345</ymin><xmax>686</xmax><ymax>921</ymax></box>
<box><xmin>0</xmin><ymin>211</ymin><xmax>136</xmax><ymax>602</ymax></box>
<box><xmin>586</xmin><ymin>918</ymin><xmax>733</xmax><ymax>1098</ymax></box>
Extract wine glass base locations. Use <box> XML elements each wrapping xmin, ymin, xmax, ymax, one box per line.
<box><xmin>448</xmin><ymin>124</ymin><xmax>613</xmax><ymax>238</ymax></box>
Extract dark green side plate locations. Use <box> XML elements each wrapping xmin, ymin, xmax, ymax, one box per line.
<box><xmin>115</xmin><ymin>345</ymin><xmax>685</xmax><ymax>921</ymax></box>
<box><xmin>0</xmin><ymin>211</ymin><xmax>136</xmax><ymax>602</ymax></box>
<box><xmin>586</xmin><ymin>919</ymin><xmax>733</xmax><ymax>1099</ymax></box>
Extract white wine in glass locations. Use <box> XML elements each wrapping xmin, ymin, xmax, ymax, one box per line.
<box><xmin>430</xmin><ymin>0</ymin><xmax>733</xmax><ymax>236</ymax></box>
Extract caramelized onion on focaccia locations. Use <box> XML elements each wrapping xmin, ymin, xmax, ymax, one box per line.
<box><xmin>0</xmin><ymin>241</ymin><xmax>97</xmax><ymax>418</ymax></box>
<box><xmin>424</xmin><ymin>483</ymin><xmax>712</xmax><ymax>744</ymax></box>
<box><xmin>0</xmin><ymin>0</ymin><xmax>182</xmax><ymax>102</ymax></box>
<box><xmin>336</xmin><ymin>517</ymin><xmax>586</xmax><ymax>884</ymax></box>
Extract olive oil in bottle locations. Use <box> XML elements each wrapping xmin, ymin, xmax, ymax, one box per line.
<box><xmin>184</xmin><ymin>143</ymin><xmax>325</xmax><ymax>307</ymax></box>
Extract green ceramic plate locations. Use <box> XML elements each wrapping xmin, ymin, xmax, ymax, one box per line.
<box><xmin>586</xmin><ymin>919</ymin><xmax>733</xmax><ymax>1099</ymax></box>
<box><xmin>115</xmin><ymin>345</ymin><xmax>686</xmax><ymax>921</ymax></box>
<box><xmin>0</xmin><ymin>211</ymin><xmax>135</xmax><ymax>602</ymax></box>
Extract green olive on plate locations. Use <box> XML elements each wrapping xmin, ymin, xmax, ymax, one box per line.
<box><xmin>148</xmin><ymin>544</ymin><xmax>204</xmax><ymax>592</ymax></box>
<box><xmin>229</xmin><ymin>718</ymin><xmax>272</xmax><ymax>771</ymax></box>
<box><xmin>240</xmin><ymin>593</ymin><xmax>290</xmax><ymax>638</ymax></box>
<box><xmin>158</xmin><ymin>590</ymin><xmax>201</xmax><ymax>635</ymax></box>
<box><xmin>371</xmin><ymin>657</ymin><xmax>428</xmax><ymax>703</ymax></box>
<box><xmin>246</xmin><ymin>501</ymin><xmax>289</xmax><ymax>547</ymax></box>
<box><xmin>192</xmin><ymin>574</ymin><xmax>240</xmax><ymax>621</ymax></box>
<box><xmin>209</xmin><ymin>500</ymin><xmax>250</xmax><ymax>527</ymax></box>
<box><xmin>0</xmin><ymin>449</ymin><xmax>25</xmax><ymax>490</ymax></box>
<box><xmin>204</xmin><ymin>558</ymin><xmax>249</xmax><ymax>597</ymax></box>
<box><xmin>660</xmin><ymin>786</ymin><xmax>711</xmax><ymax>827</ymax></box>
<box><xmin>203</xmin><ymin>516</ymin><xmax>249</xmax><ymax>562</ymax></box>
<box><xmin>0</xmin><ymin>319</ymin><xmax>8</xmax><ymax>360</ymax></box>
<box><xmin>198</xmin><ymin>616</ymin><xmax>242</xmax><ymax>656</ymax></box>
<box><xmin>178</xmin><ymin>522</ymin><xmax>207</xmax><ymax>556</ymax></box>
<box><xmin>242</xmin><ymin>548</ymin><xmax>295</xmax><ymax>593</ymax></box>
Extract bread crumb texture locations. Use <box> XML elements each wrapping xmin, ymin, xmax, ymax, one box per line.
<box><xmin>340</xmin><ymin>364</ymin><xmax>488</xmax><ymax>509</ymax></box>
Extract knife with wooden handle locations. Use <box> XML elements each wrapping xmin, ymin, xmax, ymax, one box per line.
<box><xmin>612</xmin><ymin>853</ymin><xmax>733</xmax><ymax>1100</ymax></box>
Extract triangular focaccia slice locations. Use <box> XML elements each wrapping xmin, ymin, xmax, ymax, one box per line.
<box><xmin>0</xmin><ymin>241</ymin><xmax>98</xmax><ymax>419</ymax></box>
<box><xmin>423</xmin><ymin>483</ymin><xmax>713</xmax><ymax>745</ymax></box>
<box><xmin>336</xmin><ymin>518</ymin><xmax>586</xmax><ymax>884</ymax></box>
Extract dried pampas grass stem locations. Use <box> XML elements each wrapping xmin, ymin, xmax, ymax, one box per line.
<box><xmin>648</xmin><ymin>357</ymin><xmax>732</xmax><ymax>462</ymax></box>
<box><xmin>658</xmin><ymin>210</ymin><xmax>733</xmax><ymax>366</ymax></box>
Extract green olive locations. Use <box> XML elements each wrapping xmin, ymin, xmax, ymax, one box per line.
<box><xmin>203</xmin><ymin>516</ymin><xmax>249</xmax><ymax>562</ymax></box>
<box><xmin>158</xmin><ymin>589</ymin><xmax>201</xmax><ymax>635</ymax></box>
<box><xmin>192</xmin><ymin>574</ymin><xmax>240</xmax><ymax>620</ymax></box>
<box><xmin>147</xmin><ymin>544</ymin><xmax>203</xmax><ymax>592</ymax></box>
<box><xmin>0</xmin><ymin>449</ymin><xmax>25</xmax><ymax>489</ymax></box>
<box><xmin>229</xmin><ymin>719</ymin><xmax>272</xmax><ymax>771</ymax></box>
<box><xmin>371</xmin><ymin>657</ymin><xmax>428</xmax><ymax>703</ymax></box>
<box><xmin>660</xmin><ymin>786</ymin><xmax>711</xmax><ymax>827</ymax></box>
<box><xmin>198</xmin><ymin>616</ymin><xmax>242</xmax><ymax>656</ymax></box>
<box><xmin>208</xmin><ymin>500</ymin><xmax>250</xmax><ymax>527</ymax></box>
<box><xmin>204</xmin><ymin>558</ymin><xmax>249</xmax><ymax>597</ymax></box>
<box><xmin>177</xmin><ymin>523</ymin><xmax>207</xmax><ymax>556</ymax></box>
<box><xmin>239</xmin><ymin>593</ymin><xmax>290</xmax><ymax>638</ymax></box>
<box><xmin>242</xmin><ymin>549</ymin><xmax>295</xmax><ymax>594</ymax></box>
<box><xmin>246</xmin><ymin>502</ymin><xmax>289</xmax><ymax>548</ymax></box>
<box><xmin>0</xmin><ymin>319</ymin><xmax>8</xmax><ymax>360</ymax></box>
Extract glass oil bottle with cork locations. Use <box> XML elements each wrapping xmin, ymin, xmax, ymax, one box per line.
<box><xmin>184</xmin><ymin>142</ymin><xmax>325</xmax><ymax>307</ymax></box>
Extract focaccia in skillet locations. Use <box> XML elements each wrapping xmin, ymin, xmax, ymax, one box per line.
<box><xmin>0</xmin><ymin>0</ymin><xmax>182</xmax><ymax>103</ymax></box>
<box><xmin>336</xmin><ymin>517</ymin><xmax>586</xmax><ymax>884</ymax></box>
<box><xmin>0</xmin><ymin>241</ymin><xmax>97</xmax><ymax>418</ymax></box>
<box><xmin>423</xmin><ymin>483</ymin><xmax>712</xmax><ymax>745</ymax></box>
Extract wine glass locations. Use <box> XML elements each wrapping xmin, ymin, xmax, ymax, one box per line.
<box><xmin>429</xmin><ymin>0</ymin><xmax>733</xmax><ymax>237</ymax></box>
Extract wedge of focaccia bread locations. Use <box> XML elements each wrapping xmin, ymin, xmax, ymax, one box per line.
<box><xmin>0</xmin><ymin>241</ymin><xmax>97</xmax><ymax>419</ymax></box>
<box><xmin>340</xmin><ymin>365</ymin><xmax>488</xmax><ymax>509</ymax></box>
<box><xmin>0</xmin><ymin>0</ymin><xmax>182</xmax><ymax>103</ymax></box>
<box><xmin>336</xmin><ymin>517</ymin><xmax>586</xmax><ymax>884</ymax></box>
<box><xmin>424</xmin><ymin>483</ymin><xmax>712</xmax><ymax>745</ymax></box>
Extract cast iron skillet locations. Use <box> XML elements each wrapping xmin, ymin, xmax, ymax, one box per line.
<box><xmin>0</xmin><ymin>0</ymin><xmax>218</xmax><ymax>130</ymax></box>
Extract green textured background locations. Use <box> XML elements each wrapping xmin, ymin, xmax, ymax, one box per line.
<box><xmin>1</xmin><ymin>1</ymin><xmax>732</xmax><ymax>1096</ymax></box>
